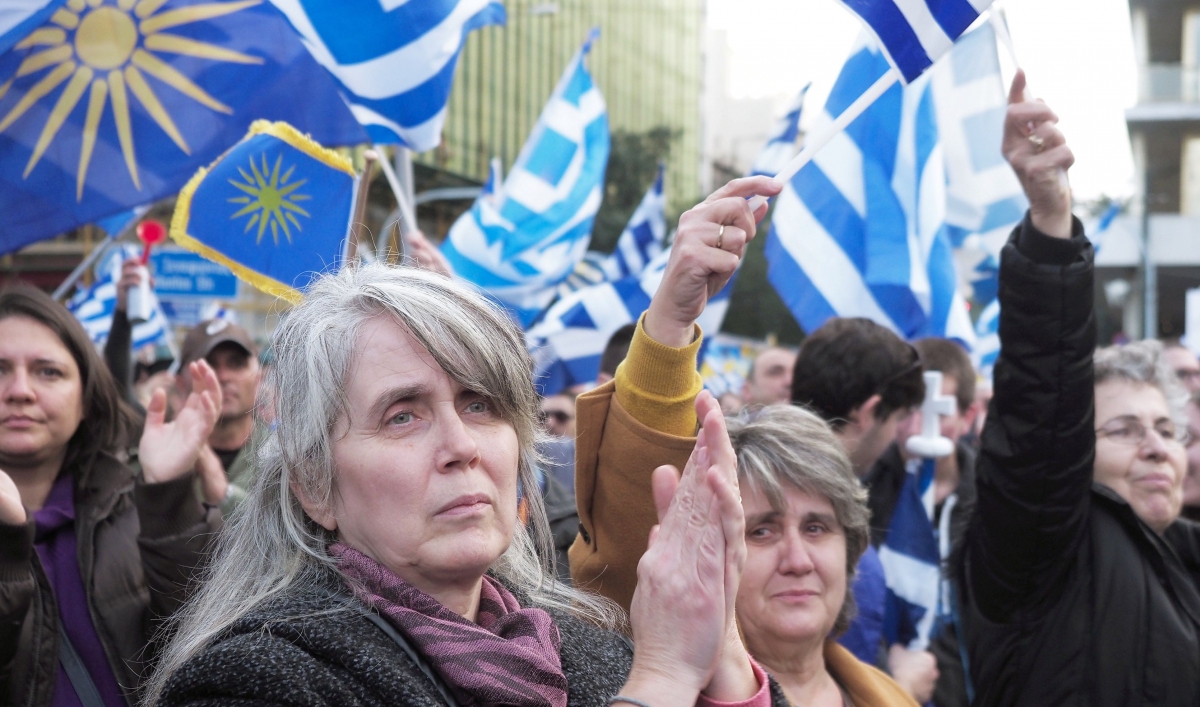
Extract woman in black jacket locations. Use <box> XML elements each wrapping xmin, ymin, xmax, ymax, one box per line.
<box><xmin>0</xmin><ymin>286</ymin><xmax>223</xmax><ymax>707</ymax></box>
<box><xmin>957</xmin><ymin>71</ymin><xmax>1200</xmax><ymax>706</ymax></box>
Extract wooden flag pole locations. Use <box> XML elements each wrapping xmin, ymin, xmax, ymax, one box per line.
<box><xmin>350</xmin><ymin>150</ymin><xmax>378</xmax><ymax>262</ymax></box>
<box><xmin>374</xmin><ymin>145</ymin><xmax>417</xmax><ymax>263</ymax></box>
<box><xmin>747</xmin><ymin>69</ymin><xmax>900</xmax><ymax>213</ymax></box>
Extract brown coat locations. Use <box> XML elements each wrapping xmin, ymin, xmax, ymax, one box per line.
<box><xmin>0</xmin><ymin>453</ymin><xmax>221</xmax><ymax>707</ymax></box>
<box><xmin>569</xmin><ymin>381</ymin><xmax>916</xmax><ymax>707</ymax></box>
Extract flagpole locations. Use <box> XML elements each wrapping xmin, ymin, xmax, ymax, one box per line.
<box><xmin>747</xmin><ymin>70</ymin><xmax>900</xmax><ymax>213</ymax></box>
<box><xmin>375</xmin><ymin>145</ymin><xmax>418</xmax><ymax>262</ymax></box>
<box><xmin>350</xmin><ymin>151</ymin><xmax>378</xmax><ymax>262</ymax></box>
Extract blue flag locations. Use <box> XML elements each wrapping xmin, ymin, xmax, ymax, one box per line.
<box><xmin>169</xmin><ymin>120</ymin><xmax>356</xmax><ymax>303</ymax></box>
<box><xmin>879</xmin><ymin>457</ymin><xmax>944</xmax><ymax>650</ymax></box>
<box><xmin>267</xmin><ymin>0</ymin><xmax>504</xmax><ymax>150</ymax></box>
<box><xmin>0</xmin><ymin>0</ymin><xmax>367</xmax><ymax>254</ymax></box>
<box><xmin>765</xmin><ymin>35</ymin><xmax>974</xmax><ymax>348</ymax></box>
<box><xmin>750</xmin><ymin>84</ymin><xmax>810</xmax><ymax>178</ymax></box>
<box><xmin>527</xmin><ymin>248</ymin><xmax>736</xmax><ymax>395</ymax></box>
<box><xmin>68</xmin><ymin>243</ymin><xmax>173</xmax><ymax>352</ymax></box>
<box><xmin>442</xmin><ymin>30</ymin><xmax>609</xmax><ymax>326</ymax></box>
<box><xmin>839</xmin><ymin>0</ymin><xmax>996</xmax><ymax>83</ymax></box>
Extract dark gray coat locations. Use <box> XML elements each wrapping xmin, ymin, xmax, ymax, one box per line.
<box><xmin>157</xmin><ymin>578</ymin><xmax>789</xmax><ymax>707</ymax></box>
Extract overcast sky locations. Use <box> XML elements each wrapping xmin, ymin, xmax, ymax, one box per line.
<box><xmin>709</xmin><ymin>0</ymin><xmax>1139</xmax><ymax>202</ymax></box>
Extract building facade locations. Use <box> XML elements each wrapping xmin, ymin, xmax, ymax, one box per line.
<box><xmin>413</xmin><ymin>0</ymin><xmax>706</xmax><ymax>216</ymax></box>
<box><xmin>1120</xmin><ymin>0</ymin><xmax>1200</xmax><ymax>342</ymax></box>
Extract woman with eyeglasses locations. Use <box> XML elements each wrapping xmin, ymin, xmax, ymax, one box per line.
<box><xmin>952</xmin><ymin>72</ymin><xmax>1200</xmax><ymax>706</ymax></box>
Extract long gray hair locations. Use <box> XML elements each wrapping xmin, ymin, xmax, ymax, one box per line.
<box><xmin>144</xmin><ymin>263</ymin><xmax>617</xmax><ymax>704</ymax></box>
<box><xmin>725</xmin><ymin>404</ymin><xmax>870</xmax><ymax>637</ymax></box>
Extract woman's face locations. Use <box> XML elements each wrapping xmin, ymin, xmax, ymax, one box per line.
<box><xmin>1094</xmin><ymin>379</ymin><xmax>1186</xmax><ymax>533</ymax></box>
<box><xmin>318</xmin><ymin>316</ymin><xmax>520</xmax><ymax>594</ymax></box>
<box><xmin>0</xmin><ymin>316</ymin><xmax>83</xmax><ymax>469</ymax></box>
<box><xmin>736</xmin><ymin>483</ymin><xmax>848</xmax><ymax>656</ymax></box>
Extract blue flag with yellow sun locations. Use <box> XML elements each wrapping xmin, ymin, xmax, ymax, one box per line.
<box><xmin>170</xmin><ymin>120</ymin><xmax>354</xmax><ymax>303</ymax></box>
<box><xmin>0</xmin><ymin>0</ymin><xmax>367</xmax><ymax>253</ymax></box>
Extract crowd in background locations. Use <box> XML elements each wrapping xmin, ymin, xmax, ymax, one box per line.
<box><xmin>2</xmin><ymin>74</ymin><xmax>1198</xmax><ymax>707</ymax></box>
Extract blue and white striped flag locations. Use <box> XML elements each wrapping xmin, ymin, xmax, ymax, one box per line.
<box><xmin>750</xmin><ymin>84</ymin><xmax>810</xmax><ymax>177</ymax></box>
<box><xmin>560</xmin><ymin>164</ymin><xmax>666</xmax><ymax>293</ymax></box>
<box><xmin>933</xmin><ymin>22</ymin><xmax>1026</xmax><ymax>308</ymax></box>
<box><xmin>442</xmin><ymin>30</ymin><xmax>609</xmax><ymax>326</ymax></box>
<box><xmin>839</xmin><ymin>0</ymin><xmax>995</xmax><ymax>83</ymax></box>
<box><xmin>0</xmin><ymin>1</ymin><xmax>65</xmax><ymax>55</ymax></box>
<box><xmin>766</xmin><ymin>36</ymin><xmax>975</xmax><ymax>348</ymax></box>
<box><xmin>268</xmin><ymin>0</ymin><xmax>505</xmax><ymax>150</ymax></box>
<box><xmin>68</xmin><ymin>246</ymin><xmax>173</xmax><ymax>352</ymax></box>
<box><xmin>528</xmin><ymin>248</ymin><xmax>735</xmax><ymax>395</ymax></box>
<box><xmin>880</xmin><ymin>457</ymin><xmax>945</xmax><ymax>650</ymax></box>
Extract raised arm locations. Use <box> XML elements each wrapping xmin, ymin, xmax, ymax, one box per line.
<box><xmin>569</xmin><ymin>176</ymin><xmax>780</xmax><ymax>613</ymax></box>
<box><xmin>965</xmin><ymin>71</ymin><xmax>1096</xmax><ymax>622</ymax></box>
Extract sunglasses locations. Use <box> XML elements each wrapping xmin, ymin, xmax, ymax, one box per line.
<box><xmin>539</xmin><ymin>409</ymin><xmax>575</xmax><ymax>424</ymax></box>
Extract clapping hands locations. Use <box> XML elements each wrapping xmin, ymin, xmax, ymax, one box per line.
<box><xmin>622</xmin><ymin>391</ymin><xmax>751</xmax><ymax>705</ymax></box>
<box><xmin>139</xmin><ymin>360</ymin><xmax>221</xmax><ymax>485</ymax></box>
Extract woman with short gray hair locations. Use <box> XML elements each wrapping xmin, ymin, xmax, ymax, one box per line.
<box><xmin>147</xmin><ymin>180</ymin><xmax>790</xmax><ymax>707</ymax></box>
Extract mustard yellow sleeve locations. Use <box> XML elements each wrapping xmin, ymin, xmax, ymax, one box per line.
<box><xmin>612</xmin><ymin>313</ymin><xmax>704</xmax><ymax>437</ymax></box>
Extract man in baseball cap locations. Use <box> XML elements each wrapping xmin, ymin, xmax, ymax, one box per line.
<box><xmin>174</xmin><ymin>318</ymin><xmax>262</xmax><ymax>514</ymax></box>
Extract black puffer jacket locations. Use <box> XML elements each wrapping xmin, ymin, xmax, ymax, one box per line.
<box><xmin>156</xmin><ymin>577</ymin><xmax>790</xmax><ymax>707</ymax></box>
<box><xmin>957</xmin><ymin>216</ymin><xmax>1200</xmax><ymax>706</ymax></box>
<box><xmin>0</xmin><ymin>454</ymin><xmax>220</xmax><ymax>707</ymax></box>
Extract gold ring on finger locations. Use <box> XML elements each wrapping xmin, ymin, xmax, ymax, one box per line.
<box><xmin>1028</xmin><ymin>134</ymin><xmax>1045</xmax><ymax>152</ymax></box>
<box><xmin>716</xmin><ymin>224</ymin><xmax>725</xmax><ymax>250</ymax></box>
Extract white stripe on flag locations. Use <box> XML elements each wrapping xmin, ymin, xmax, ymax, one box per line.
<box><xmin>891</xmin><ymin>0</ymin><xmax>953</xmax><ymax>63</ymax></box>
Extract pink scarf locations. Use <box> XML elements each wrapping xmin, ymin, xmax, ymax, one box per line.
<box><xmin>331</xmin><ymin>543</ymin><xmax>568</xmax><ymax>707</ymax></box>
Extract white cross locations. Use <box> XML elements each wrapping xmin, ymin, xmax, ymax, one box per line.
<box><xmin>905</xmin><ymin>370</ymin><xmax>956</xmax><ymax>459</ymax></box>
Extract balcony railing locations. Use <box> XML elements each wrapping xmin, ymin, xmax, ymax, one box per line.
<box><xmin>1141</xmin><ymin>64</ymin><xmax>1200</xmax><ymax>103</ymax></box>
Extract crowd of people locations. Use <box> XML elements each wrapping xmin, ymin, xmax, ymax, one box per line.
<box><xmin>1</xmin><ymin>73</ymin><xmax>1198</xmax><ymax>707</ymax></box>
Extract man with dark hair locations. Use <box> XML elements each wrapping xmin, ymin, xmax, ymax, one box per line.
<box><xmin>789</xmin><ymin>316</ymin><xmax>930</xmax><ymax>693</ymax></box>
<box><xmin>596</xmin><ymin>323</ymin><xmax>637</xmax><ymax>385</ymax></box>
<box><xmin>865</xmin><ymin>336</ymin><xmax>981</xmax><ymax>707</ymax></box>
<box><xmin>792</xmin><ymin>317</ymin><xmax>925</xmax><ymax>477</ymax></box>
<box><xmin>740</xmin><ymin>346</ymin><xmax>796</xmax><ymax>408</ymax></box>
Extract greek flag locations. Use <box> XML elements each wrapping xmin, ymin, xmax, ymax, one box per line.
<box><xmin>68</xmin><ymin>245</ymin><xmax>172</xmax><ymax>352</ymax></box>
<box><xmin>750</xmin><ymin>84</ymin><xmax>810</xmax><ymax>177</ymax></box>
<box><xmin>879</xmin><ymin>457</ymin><xmax>944</xmax><ymax>650</ymax></box>
<box><xmin>765</xmin><ymin>36</ymin><xmax>974</xmax><ymax>348</ymax></box>
<box><xmin>268</xmin><ymin>0</ymin><xmax>505</xmax><ymax>150</ymax></box>
<box><xmin>560</xmin><ymin>165</ymin><xmax>666</xmax><ymax>293</ymax></box>
<box><xmin>442</xmin><ymin>30</ymin><xmax>609</xmax><ymax>326</ymax></box>
<box><xmin>933</xmin><ymin>22</ymin><xmax>1026</xmax><ymax>308</ymax></box>
<box><xmin>839</xmin><ymin>0</ymin><xmax>996</xmax><ymax>83</ymax></box>
<box><xmin>528</xmin><ymin>249</ymin><xmax>736</xmax><ymax>395</ymax></box>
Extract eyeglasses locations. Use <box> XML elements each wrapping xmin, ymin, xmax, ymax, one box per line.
<box><xmin>1095</xmin><ymin>418</ymin><xmax>1190</xmax><ymax>447</ymax></box>
<box><xmin>539</xmin><ymin>409</ymin><xmax>574</xmax><ymax>425</ymax></box>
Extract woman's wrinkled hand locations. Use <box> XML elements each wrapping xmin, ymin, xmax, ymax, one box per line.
<box><xmin>1002</xmin><ymin>70</ymin><xmax>1074</xmax><ymax>240</ymax></box>
<box><xmin>140</xmin><ymin>360</ymin><xmax>221</xmax><ymax>485</ymax></box>
<box><xmin>643</xmin><ymin>176</ymin><xmax>781</xmax><ymax>348</ymax></box>
<box><xmin>622</xmin><ymin>391</ymin><xmax>748</xmax><ymax>704</ymax></box>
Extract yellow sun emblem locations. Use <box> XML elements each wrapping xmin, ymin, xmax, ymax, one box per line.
<box><xmin>0</xmin><ymin>0</ymin><xmax>263</xmax><ymax>200</ymax></box>
<box><xmin>227</xmin><ymin>151</ymin><xmax>311</xmax><ymax>245</ymax></box>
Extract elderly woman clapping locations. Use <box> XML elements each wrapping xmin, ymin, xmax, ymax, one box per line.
<box><xmin>568</xmin><ymin>176</ymin><xmax>915</xmax><ymax>705</ymax></box>
<box><xmin>144</xmin><ymin>238</ymin><xmax>788</xmax><ymax>705</ymax></box>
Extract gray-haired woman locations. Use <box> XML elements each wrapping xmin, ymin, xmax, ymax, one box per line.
<box><xmin>145</xmin><ymin>183</ymin><xmax>789</xmax><ymax>707</ymax></box>
<box><xmin>954</xmin><ymin>71</ymin><xmax>1200</xmax><ymax>706</ymax></box>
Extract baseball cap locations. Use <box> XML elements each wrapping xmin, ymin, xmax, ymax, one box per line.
<box><xmin>180</xmin><ymin>319</ymin><xmax>258</xmax><ymax>368</ymax></box>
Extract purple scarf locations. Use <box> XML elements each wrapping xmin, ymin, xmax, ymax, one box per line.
<box><xmin>330</xmin><ymin>543</ymin><xmax>568</xmax><ymax>707</ymax></box>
